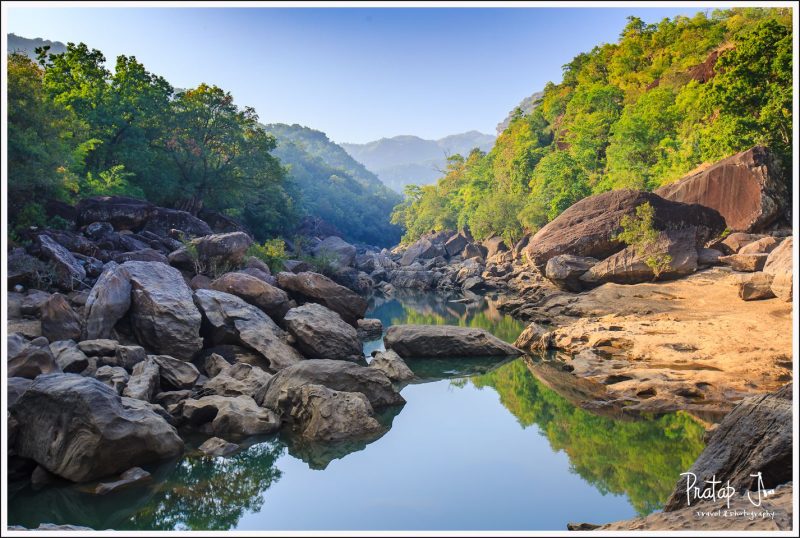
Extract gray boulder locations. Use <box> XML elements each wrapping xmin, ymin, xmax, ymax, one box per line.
<box><xmin>84</xmin><ymin>262</ymin><xmax>132</xmax><ymax>340</ymax></box>
<box><xmin>168</xmin><ymin>231</ymin><xmax>253</xmax><ymax>271</ymax></box>
<box><xmin>544</xmin><ymin>255</ymin><xmax>598</xmax><ymax>291</ymax></box>
<box><xmin>357</xmin><ymin>318</ymin><xmax>384</xmax><ymax>341</ymax></box>
<box><xmin>384</xmin><ymin>325</ymin><xmax>522</xmax><ymax>358</ymax></box>
<box><xmin>210</xmin><ymin>271</ymin><xmax>290</xmax><ymax>322</ymax></box>
<box><xmin>198</xmin><ymin>437</ymin><xmax>240</xmax><ymax>457</ymax></box>
<box><xmin>36</xmin><ymin>234</ymin><xmax>86</xmax><ymax>290</ymax></box>
<box><xmin>41</xmin><ymin>293</ymin><xmax>82</xmax><ymax>342</ymax></box>
<box><xmin>284</xmin><ymin>303</ymin><xmax>363</xmax><ymax>362</ymax></box>
<box><xmin>181</xmin><ymin>395</ymin><xmax>280</xmax><ymax>438</ymax></box>
<box><xmin>276</xmin><ymin>271</ymin><xmax>368</xmax><ymax>326</ymax></box>
<box><xmin>122</xmin><ymin>358</ymin><xmax>160</xmax><ymax>402</ymax></box>
<box><xmin>8</xmin><ymin>335</ymin><xmax>60</xmax><ymax>379</ymax></box>
<box><xmin>95</xmin><ymin>365</ymin><xmax>130</xmax><ymax>395</ymax></box>
<box><xmin>10</xmin><ymin>373</ymin><xmax>183</xmax><ymax>482</ymax></box>
<box><xmin>369</xmin><ymin>350</ymin><xmax>414</xmax><ymax>382</ymax></box>
<box><xmin>202</xmin><ymin>362</ymin><xmax>272</xmax><ymax>399</ymax></box>
<box><xmin>313</xmin><ymin>236</ymin><xmax>357</xmax><ymax>267</ymax></box>
<box><xmin>151</xmin><ymin>355</ymin><xmax>200</xmax><ymax>390</ymax></box>
<box><xmin>49</xmin><ymin>340</ymin><xmax>89</xmax><ymax>374</ymax></box>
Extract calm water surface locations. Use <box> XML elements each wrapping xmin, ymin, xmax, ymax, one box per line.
<box><xmin>7</xmin><ymin>290</ymin><xmax>706</xmax><ymax>531</ymax></box>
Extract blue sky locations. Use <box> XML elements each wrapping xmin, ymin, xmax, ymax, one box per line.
<box><xmin>6</xmin><ymin>6</ymin><xmax>710</xmax><ymax>143</ymax></box>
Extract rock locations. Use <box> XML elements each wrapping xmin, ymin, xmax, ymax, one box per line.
<box><xmin>462</xmin><ymin>243</ymin><xmax>487</xmax><ymax>261</ymax></box>
<box><xmin>399</xmin><ymin>237</ymin><xmax>445</xmax><ymax>266</ymax></box>
<box><xmin>283</xmin><ymin>259</ymin><xmax>314</xmax><ymax>273</ymax></box>
<box><xmin>8</xmin><ymin>377</ymin><xmax>33</xmax><ymax>406</ymax></box>
<box><xmin>20</xmin><ymin>289</ymin><xmax>52</xmax><ymax>316</ymax></box>
<box><xmin>245</xmin><ymin>255</ymin><xmax>272</xmax><ymax>275</ymax></box>
<box><xmin>85</xmin><ymin>221</ymin><xmax>114</xmax><ymax>240</ymax></box>
<box><xmin>719</xmin><ymin>253</ymin><xmax>769</xmax><ymax>272</ymax></box>
<box><xmin>36</xmin><ymin>234</ymin><xmax>86</xmax><ymax>290</ymax></box>
<box><xmin>198</xmin><ymin>436</ymin><xmax>240</xmax><ymax>457</ymax></box>
<box><xmin>194</xmin><ymin>289</ymin><xmax>304</xmax><ymax>371</ymax></box>
<box><xmin>203</xmin><ymin>353</ymin><xmax>232</xmax><ymax>378</ymax></box>
<box><xmin>369</xmin><ymin>350</ymin><xmax>414</xmax><ymax>382</ymax></box>
<box><xmin>154</xmin><ymin>390</ymin><xmax>191</xmax><ymax>407</ymax></box>
<box><xmin>655</xmin><ymin>146</ymin><xmax>789</xmax><ymax>233</ymax></box>
<box><xmin>580</xmin><ymin>228</ymin><xmax>700</xmax><ymax>285</ymax></box>
<box><xmin>278</xmin><ymin>384</ymin><xmax>384</xmax><ymax>442</ymax></box>
<box><xmin>514</xmin><ymin>322</ymin><xmax>551</xmax><ymax>352</ymax></box>
<box><xmin>76</xmin><ymin>196</ymin><xmax>155</xmax><ymax>230</ymax></box>
<box><xmin>284</xmin><ymin>303</ymin><xmax>363</xmax><ymax>362</ymax></box>
<box><xmin>142</xmin><ymin>207</ymin><xmax>212</xmax><ymax>237</ymax></box>
<box><xmin>444</xmin><ymin>231</ymin><xmax>471</xmax><ymax>258</ymax></box>
<box><xmin>8</xmin><ymin>336</ymin><xmax>60</xmax><ymax>379</ymax></box>
<box><xmin>566</xmin><ymin>523</ymin><xmax>601</xmax><ymax>531</ymax></box>
<box><xmin>151</xmin><ymin>355</ymin><xmax>200</xmax><ymax>390</ymax></box>
<box><xmin>312</xmin><ymin>236</ymin><xmax>357</xmax><ymax>267</ymax></box>
<box><xmin>8</xmin><ymin>319</ymin><xmax>42</xmax><ymax>339</ymax></box>
<box><xmin>357</xmin><ymin>318</ymin><xmax>384</xmax><ymax>341</ymax></box>
<box><xmin>663</xmin><ymin>384</ymin><xmax>792</xmax><ymax>511</ymax></box>
<box><xmin>7</xmin><ymin>248</ymin><xmax>44</xmax><ymax>287</ymax></box>
<box><xmin>10</xmin><ymin>373</ymin><xmax>183</xmax><ymax>482</ymax></box>
<box><xmin>738</xmin><ymin>236</ymin><xmax>783</xmax><ymax>255</ymax></box>
<box><xmin>238</xmin><ymin>267</ymin><xmax>277</xmax><ymax>286</ymax></box>
<box><xmin>483</xmin><ymin>235</ymin><xmax>508</xmax><ymax>259</ymax></box>
<box><xmin>49</xmin><ymin>340</ymin><xmax>90</xmax><ymax>373</ymax></box>
<box><xmin>721</xmin><ymin>232</ymin><xmax>766</xmax><ymax>254</ymax></box>
<box><xmin>384</xmin><ymin>325</ymin><xmax>522</xmax><ymax>358</ymax></box>
<box><xmin>40</xmin><ymin>293</ymin><xmax>82</xmax><ymax>342</ymax></box>
<box><xmin>523</xmin><ymin>189</ymin><xmax>726</xmax><ymax>272</ymax></box>
<box><xmin>168</xmin><ymin>231</ymin><xmax>253</xmax><ymax>271</ymax></box>
<box><xmin>697</xmin><ymin>248</ymin><xmax>723</xmax><ymax>265</ymax></box>
<box><xmin>112</xmin><ymin>249</ymin><xmax>169</xmax><ymax>264</ymax></box>
<box><xmin>462</xmin><ymin>276</ymin><xmax>487</xmax><ymax>291</ymax></box>
<box><xmin>210</xmin><ymin>272</ymin><xmax>290</xmax><ymax>322</ymax></box>
<box><xmin>257</xmin><ymin>359</ymin><xmax>406</xmax><ymax>410</ymax></box>
<box><xmin>202</xmin><ymin>362</ymin><xmax>272</xmax><ymax>398</ymax></box>
<box><xmin>189</xmin><ymin>273</ymin><xmax>213</xmax><ymax>290</ymax></box>
<box><xmin>390</xmin><ymin>268</ymin><xmax>437</xmax><ymax>290</ymax></box>
<box><xmin>84</xmin><ymin>262</ymin><xmax>132</xmax><ymax>340</ymax></box>
<box><xmin>114</xmin><ymin>345</ymin><xmax>147</xmax><ymax>370</ymax></box>
<box><xmin>545</xmin><ymin>255</ymin><xmax>598</xmax><ymax>291</ymax></box>
<box><xmin>276</xmin><ymin>271</ymin><xmax>368</xmax><ymax>326</ymax></box>
<box><xmin>93</xmin><ymin>466</ymin><xmax>151</xmax><ymax>495</ymax></box>
<box><xmin>122</xmin><ymin>358</ymin><xmax>160</xmax><ymax>402</ymax></box>
<box><xmin>95</xmin><ymin>365</ymin><xmax>130</xmax><ymax>394</ymax></box>
<box><xmin>77</xmin><ymin>339</ymin><xmax>119</xmax><ymax>356</ymax></box>
<box><xmin>197</xmin><ymin>345</ymin><xmax>271</xmax><ymax>372</ymax></box>
<box><xmin>763</xmin><ymin>237</ymin><xmax>792</xmax><ymax>301</ymax></box>
<box><xmin>122</xmin><ymin>261</ymin><xmax>203</xmax><ymax>359</ymax></box>
<box><xmin>181</xmin><ymin>395</ymin><xmax>280</xmax><ymax>437</ymax></box>
<box><xmin>737</xmin><ymin>272</ymin><xmax>776</xmax><ymax>301</ymax></box>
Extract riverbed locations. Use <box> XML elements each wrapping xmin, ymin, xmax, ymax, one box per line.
<box><xmin>7</xmin><ymin>290</ymin><xmax>706</xmax><ymax>531</ymax></box>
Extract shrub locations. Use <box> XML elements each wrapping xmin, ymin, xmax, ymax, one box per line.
<box><xmin>616</xmin><ymin>201</ymin><xmax>673</xmax><ymax>280</ymax></box>
<box><xmin>246</xmin><ymin>238</ymin><xmax>288</xmax><ymax>274</ymax></box>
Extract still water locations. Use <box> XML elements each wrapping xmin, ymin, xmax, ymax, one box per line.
<box><xmin>7</xmin><ymin>290</ymin><xmax>706</xmax><ymax>531</ymax></box>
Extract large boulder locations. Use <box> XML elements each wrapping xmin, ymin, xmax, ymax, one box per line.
<box><xmin>719</xmin><ymin>253</ymin><xmax>769</xmax><ymax>272</ymax></box>
<box><xmin>384</xmin><ymin>325</ymin><xmax>522</xmax><ymax>358</ymax></box>
<box><xmin>523</xmin><ymin>189</ymin><xmax>725</xmax><ymax>272</ymax></box>
<box><xmin>399</xmin><ymin>237</ymin><xmax>445</xmax><ymax>266</ymax></box>
<box><xmin>95</xmin><ymin>365</ymin><xmax>130</xmax><ymax>395</ymax></box>
<box><xmin>8</xmin><ymin>335</ymin><xmax>61</xmax><ymax>379</ymax></box>
<box><xmin>389</xmin><ymin>268</ymin><xmax>437</xmax><ymax>290</ymax></box>
<box><xmin>49</xmin><ymin>340</ymin><xmax>90</xmax><ymax>373</ymax></box>
<box><xmin>40</xmin><ymin>293</ymin><xmax>82</xmax><ymax>342</ymax></box>
<box><xmin>122</xmin><ymin>261</ymin><xmax>203</xmax><ymax>359</ymax></box>
<box><xmin>444</xmin><ymin>231</ymin><xmax>471</xmax><ymax>258</ymax></box>
<box><xmin>655</xmin><ymin>146</ymin><xmax>789</xmax><ymax>233</ymax></box>
<box><xmin>10</xmin><ymin>373</ymin><xmax>183</xmax><ymax>482</ymax></box>
<box><xmin>763</xmin><ymin>237</ymin><xmax>793</xmax><ymax>301</ymax></box>
<box><xmin>737</xmin><ymin>272</ymin><xmax>775</xmax><ymax>301</ymax></box>
<box><xmin>545</xmin><ymin>255</ymin><xmax>598</xmax><ymax>291</ymax></box>
<box><xmin>369</xmin><ymin>350</ymin><xmax>414</xmax><ymax>382</ymax></box>
<box><xmin>483</xmin><ymin>235</ymin><xmax>508</xmax><ymax>259</ymax></box>
<box><xmin>84</xmin><ymin>262</ymin><xmax>132</xmax><ymax>340</ymax></box>
<box><xmin>276</xmin><ymin>271</ymin><xmax>368</xmax><ymax>326</ymax></box>
<box><xmin>36</xmin><ymin>234</ymin><xmax>86</xmax><ymax>290</ymax></box>
<box><xmin>579</xmin><ymin>228</ymin><xmax>700</xmax><ymax>286</ymax></box>
<box><xmin>168</xmin><ymin>232</ymin><xmax>253</xmax><ymax>271</ymax></box>
<box><xmin>664</xmin><ymin>384</ymin><xmax>792</xmax><ymax>511</ymax></box>
<box><xmin>256</xmin><ymin>359</ymin><xmax>406</xmax><ymax>410</ymax></box>
<box><xmin>141</xmin><ymin>207</ymin><xmax>212</xmax><ymax>237</ymax></box>
<box><xmin>312</xmin><ymin>236</ymin><xmax>357</xmax><ymax>267</ymax></box>
<box><xmin>122</xmin><ymin>357</ymin><xmax>160</xmax><ymax>402</ymax></box>
<box><xmin>193</xmin><ymin>289</ymin><xmax>304</xmax><ymax>371</ymax></box>
<box><xmin>275</xmin><ymin>384</ymin><xmax>384</xmax><ymax>442</ymax></box>
<box><xmin>180</xmin><ymin>395</ymin><xmax>280</xmax><ymax>438</ymax></box>
<box><xmin>283</xmin><ymin>303</ymin><xmax>363</xmax><ymax>362</ymax></box>
<box><xmin>202</xmin><ymin>362</ymin><xmax>272</xmax><ymax>399</ymax></box>
<box><xmin>76</xmin><ymin>196</ymin><xmax>155</xmax><ymax>230</ymax></box>
<box><xmin>151</xmin><ymin>355</ymin><xmax>200</xmax><ymax>390</ymax></box>
<box><xmin>210</xmin><ymin>272</ymin><xmax>290</xmax><ymax>322</ymax></box>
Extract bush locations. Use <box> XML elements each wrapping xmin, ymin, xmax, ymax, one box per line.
<box><xmin>246</xmin><ymin>238</ymin><xmax>288</xmax><ymax>274</ymax></box>
<box><xmin>616</xmin><ymin>201</ymin><xmax>673</xmax><ymax>280</ymax></box>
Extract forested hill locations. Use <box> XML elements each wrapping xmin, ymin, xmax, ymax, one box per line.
<box><xmin>263</xmin><ymin>123</ymin><xmax>402</xmax><ymax>246</ymax></box>
<box><xmin>341</xmin><ymin>131</ymin><xmax>495</xmax><ymax>192</ymax></box>
<box><xmin>391</xmin><ymin>8</ymin><xmax>792</xmax><ymax>245</ymax></box>
<box><xmin>7</xmin><ymin>33</ymin><xmax>67</xmax><ymax>59</ymax></box>
<box><xmin>6</xmin><ymin>39</ymin><xmax>401</xmax><ymax>247</ymax></box>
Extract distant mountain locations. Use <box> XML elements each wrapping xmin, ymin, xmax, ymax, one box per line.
<box><xmin>496</xmin><ymin>90</ymin><xmax>544</xmax><ymax>134</ymax></box>
<box><xmin>341</xmin><ymin>131</ymin><xmax>495</xmax><ymax>192</ymax></box>
<box><xmin>262</xmin><ymin>123</ymin><xmax>402</xmax><ymax>247</ymax></box>
<box><xmin>7</xmin><ymin>33</ymin><xmax>67</xmax><ymax>60</ymax></box>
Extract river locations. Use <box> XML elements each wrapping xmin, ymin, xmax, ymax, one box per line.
<box><xmin>7</xmin><ymin>290</ymin><xmax>706</xmax><ymax>531</ymax></box>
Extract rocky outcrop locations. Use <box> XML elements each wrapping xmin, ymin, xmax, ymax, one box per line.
<box><xmin>283</xmin><ymin>303</ymin><xmax>363</xmax><ymax>362</ymax></box>
<box><xmin>180</xmin><ymin>395</ymin><xmax>280</xmax><ymax>437</ymax></box>
<box><xmin>40</xmin><ymin>293</ymin><xmax>82</xmax><ymax>342</ymax></box>
<box><xmin>276</xmin><ymin>271</ymin><xmax>368</xmax><ymax>326</ymax></box>
<box><xmin>763</xmin><ymin>237</ymin><xmax>793</xmax><ymax>301</ymax></box>
<box><xmin>10</xmin><ymin>373</ymin><xmax>183</xmax><ymax>482</ymax></box>
<box><xmin>168</xmin><ymin>232</ymin><xmax>253</xmax><ymax>271</ymax></box>
<box><xmin>123</xmin><ymin>261</ymin><xmax>203</xmax><ymax>359</ymax></box>
<box><xmin>312</xmin><ymin>236</ymin><xmax>357</xmax><ymax>267</ymax></box>
<box><xmin>257</xmin><ymin>359</ymin><xmax>406</xmax><ymax>410</ymax></box>
<box><xmin>209</xmin><ymin>272</ymin><xmax>290</xmax><ymax>322</ymax></box>
<box><xmin>655</xmin><ymin>146</ymin><xmax>789</xmax><ymax>233</ymax></box>
<box><xmin>369</xmin><ymin>350</ymin><xmax>415</xmax><ymax>382</ymax></box>
<box><xmin>384</xmin><ymin>325</ymin><xmax>522</xmax><ymax>358</ymax></box>
<box><xmin>84</xmin><ymin>262</ymin><xmax>131</xmax><ymax>340</ymax></box>
<box><xmin>193</xmin><ymin>289</ymin><xmax>304</xmax><ymax>371</ymax></box>
<box><xmin>664</xmin><ymin>384</ymin><xmax>792</xmax><ymax>511</ymax></box>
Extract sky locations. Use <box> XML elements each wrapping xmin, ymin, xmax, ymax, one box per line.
<box><xmin>5</xmin><ymin>5</ymin><xmax>710</xmax><ymax>144</ymax></box>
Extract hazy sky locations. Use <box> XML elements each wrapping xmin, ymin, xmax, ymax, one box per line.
<box><xmin>6</xmin><ymin>6</ymin><xmax>708</xmax><ymax>143</ymax></box>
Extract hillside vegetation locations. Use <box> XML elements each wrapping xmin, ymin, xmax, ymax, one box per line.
<box><xmin>391</xmin><ymin>8</ymin><xmax>792</xmax><ymax>245</ymax></box>
<box><xmin>7</xmin><ymin>42</ymin><xmax>400</xmax><ymax>246</ymax></box>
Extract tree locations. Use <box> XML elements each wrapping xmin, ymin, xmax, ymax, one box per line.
<box><xmin>616</xmin><ymin>202</ymin><xmax>673</xmax><ymax>280</ymax></box>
